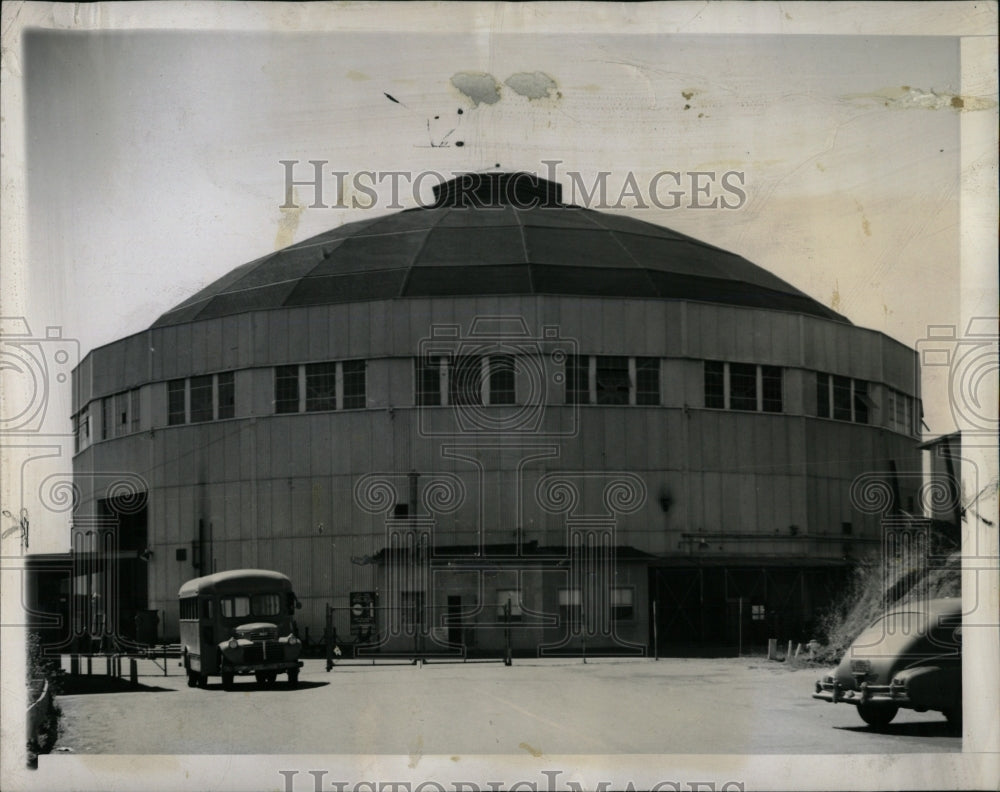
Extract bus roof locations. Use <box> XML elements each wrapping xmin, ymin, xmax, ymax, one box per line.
<box><xmin>178</xmin><ymin>568</ymin><xmax>293</xmax><ymax>598</ymax></box>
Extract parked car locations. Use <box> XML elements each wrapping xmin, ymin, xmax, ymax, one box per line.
<box><xmin>812</xmin><ymin>597</ymin><xmax>962</xmax><ymax>728</ymax></box>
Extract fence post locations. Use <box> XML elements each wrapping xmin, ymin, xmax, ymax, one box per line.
<box><xmin>325</xmin><ymin>604</ymin><xmax>334</xmax><ymax>672</ymax></box>
<box><xmin>738</xmin><ymin>597</ymin><xmax>743</xmax><ymax>657</ymax></box>
<box><xmin>767</xmin><ymin>638</ymin><xmax>777</xmax><ymax>660</ymax></box>
<box><xmin>652</xmin><ymin>600</ymin><xmax>658</xmax><ymax>661</ymax></box>
<box><xmin>503</xmin><ymin>598</ymin><xmax>512</xmax><ymax>666</ymax></box>
<box><xmin>130</xmin><ymin>657</ymin><xmax>138</xmax><ymax>686</ymax></box>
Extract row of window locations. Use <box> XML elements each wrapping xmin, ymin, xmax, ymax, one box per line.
<box><xmin>566</xmin><ymin>355</ymin><xmax>660</xmax><ymax>405</ymax></box>
<box><xmin>396</xmin><ymin>587</ymin><xmax>636</xmax><ymax>625</ymax></box>
<box><xmin>75</xmin><ymin>358</ymin><xmax>919</xmax><ymax>442</ymax></box>
<box><xmin>168</xmin><ymin>372</ymin><xmax>235</xmax><ymax>425</ymax></box>
<box><xmin>415</xmin><ymin>355</ymin><xmax>517</xmax><ymax>407</ymax></box>
<box><xmin>74</xmin><ymin>388</ymin><xmax>142</xmax><ymax>451</ymax></box>
<box><xmin>885</xmin><ymin>387</ymin><xmax>918</xmax><ymax>435</ymax></box>
<box><xmin>704</xmin><ymin>361</ymin><xmax>783</xmax><ymax>413</ymax></box>
<box><xmin>816</xmin><ymin>372</ymin><xmax>870</xmax><ymax>424</ymax></box>
<box><xmin>179</xmin><ymin>593</ymin><xmax>286</xmax><ymax>620</ymax></box>
<box><xmin>275</xmin><ymin>360</ymin><xmax>367</xmax><ymax>413</ymax></box>
<box><xmin>703</xmin><ymin>364</ymin><xmax>917</xmax><ymax>434</ymax></box>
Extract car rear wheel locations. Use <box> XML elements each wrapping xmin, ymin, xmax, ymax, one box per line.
<box><xmin>944</xmin><ymin>707</ymin><xmax>962</xmax><ymax>729</ymax></box>
<box><xmin>857</xmin><ymin>702</ymin><xmax>898</xmax><ymax>728</ymax></box>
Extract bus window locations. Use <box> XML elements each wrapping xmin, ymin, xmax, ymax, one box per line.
<box><xmin>221</xmin><ymin>596</ymin><xmax>250</xmax><ymax>618</ymax></box>
<box><xmin>180</xmin><ymin>597</ymin><xmax>198</xmax><ymax>620</ymax></box>
<box><xmin>251</xmin><ymin>593</ymin><xmax>281</xmax><ymax>617</ymax></box>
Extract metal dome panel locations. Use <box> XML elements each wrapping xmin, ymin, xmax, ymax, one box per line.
<box><xmin>151</xmin><ymin>173</ymin><xmax>848</xmax><ymax>328</ymax></box>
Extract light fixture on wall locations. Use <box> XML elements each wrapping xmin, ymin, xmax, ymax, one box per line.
<box><xmin>138</xmin><ymin>546</ymin><xmax>154</xmax><ymax>561</ymax></box>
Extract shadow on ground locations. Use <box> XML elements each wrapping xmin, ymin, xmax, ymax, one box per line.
<box><xmin>834</xmin><ymin>720</ymin><xmax>961</xmax><ymax>738</ymax></box>
<box><xmin>59</xmin><ymin>676</ymin><xmax>176</xmax><ymax>695</ymax></box>
<box><xmin>198</xmin><ymin>680</ymin><xmax>329</xmax><ymax>692</ymax></box>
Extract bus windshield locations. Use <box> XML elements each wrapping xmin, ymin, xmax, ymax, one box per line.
<box><xmin>220</xmin><ymin>593</ymin><xmax>282</xmax><ymax>619</ymax></box>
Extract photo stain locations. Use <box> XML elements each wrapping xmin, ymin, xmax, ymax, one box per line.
<box><xmin>504</xmin><ymin>71</ymin><xmax>559</xmax><ymax>101</ymax></box>
<box><xmin>451</xmin><ymin>72</ymin><xmax>502</xmax><ymax>106</ymax></box>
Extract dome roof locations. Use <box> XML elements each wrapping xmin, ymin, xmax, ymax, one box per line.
<box><xmin>152</xmin><ymin>172</ymin><xmax>847</xmax><ymax>328</ymax></box>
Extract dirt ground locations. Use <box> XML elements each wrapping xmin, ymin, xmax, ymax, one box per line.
<box><xmin>50</xmin><ymin>655</ymin><xmax>960</xmax><ymax>756</ymax></box>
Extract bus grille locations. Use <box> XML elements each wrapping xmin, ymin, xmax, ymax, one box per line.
<box><xmin>243</xmin><ymin>641</ymin><xmax>281</xmax><ymax>664</ymax></box>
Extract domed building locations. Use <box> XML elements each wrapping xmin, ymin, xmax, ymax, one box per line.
<box><xmin>70</xmin><ymin>172</ymin><xmax>923</xmax><ymax>656</ymax></box>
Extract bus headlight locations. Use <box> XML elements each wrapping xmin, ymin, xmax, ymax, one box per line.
<box><xmin>228</xmin><ymin>638</ymin><xmax>239</xmax><ymax>650</ymax></box>
<box><xmin>286</xmin><ymin>635</ymin><xmax>300</xmax><ymax>646</ymax></box>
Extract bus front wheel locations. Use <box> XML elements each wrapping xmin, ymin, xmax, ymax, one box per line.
<box><xmin>288</xmin><ymin>669</ymin><xmax>299</xmax><ymax>688</ymax></box>
<box><xmin>221</xmin><ymin>670</ymin><xmax>235</xmax><ymax>690</ymax></box>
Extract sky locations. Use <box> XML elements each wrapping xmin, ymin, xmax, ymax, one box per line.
<box><xmin>7</xmin><ymin>23</ymin><xmax>986</xmax><ymax>553</ymax></box>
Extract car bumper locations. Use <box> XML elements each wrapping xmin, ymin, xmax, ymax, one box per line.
<box><xmin>229</xmin><ymin>660</ymin><xmax>303</xmax><ymax>676</ymax></box>
<box><xmin>813</xmin><ymin>679</ymin><xmax>911</xmax><ymax>707</ymax></box>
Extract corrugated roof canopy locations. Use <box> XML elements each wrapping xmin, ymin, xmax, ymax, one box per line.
<box><xmin>152</xmin><ymin>172</ymin><xmax>848</xmax><ymax>328</ymax></box>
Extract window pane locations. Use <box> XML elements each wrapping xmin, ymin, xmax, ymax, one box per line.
<box><xmin>488</xmin><ymin>355</ymin><xmax>516</xmax><ymax>405</ymax></box>
<box><xmin>190</xmin><ymin>375</ymin><xmax>214</xmax><ymax>422</ymax></box>
<box><xmin>449</xmin><ymin>355</ymin><xmax>482</xmax><ymax>406</ymax></box>
<box><xmin>130</xmin><ymin>389</ymin><xmax>140</xmax><ymax>431</ymax></box>
<box><xmin>342</xmin><ymin>360</ymin><xmax>366</xmax><ymax>409</ymax></box>
<box><xmin>611</xmin><ymin>587</ymin><xmax>634</xmax><ymax>620</ymax></box>
<box><xmin>416</xmin><ymin>356</ymin><xmax>442</xmax><ymax>406</ymax></box>
<box><xmin>251</xmin><ymin>593</ymin><xmax>280</xmax><ymax>617</ymax></box>
<box><xmin>595</xmin><ymin>356</ymin><xmax>629</xmax><ymax>405</ymax></box>
<box><xmin>816</xmin><ymin>373</ymin><xmax>830</xmax><ymax>418</ymax></box>
<box><xmin>217</xmin><ymin>372</ymin><xmax>235</xmax><ymax>419</ymax></box>
<box><xmin>116</xmin><ymin>392</ymin><xmax>129</xmax><ymax>431</ymax></box>
<box><xmin>306</xmin><ymin>362</ymin><xmax>337</xmax><ymax>411</ymax></box>
<box><xmin>566</xmin><ymin>354</ymin><xmax>589</xmax><ymax>405</ymax></box>
<box><xmin>168</xmin><ymin>379</ymin><xmax>186</xmax><ymax>425</ymax></box>
<box><xmin>761</xmin><ymin>366</ymin><xmax>782</xmax><ymax>413</ymax></box>
<box><xmin>704</xmin><ymin>361</ymin><xmax>724</xmax><ymax>409</ymax></box>
<box><xmin>558</xmin><ymin>588</ymin><xmax>581</xmax><ymax>626</ymax></box>
<box><xmin>275</xmin><ymin>365</ymin><xmax>299</xmax><ymax>413</ymax></box>
<box><xmin>102</xmin><ymin>397</ymin><xmax>112</xmax><ymax>439</ymax></box>
<box><xmin>221</xmin><ymin>596</ymin><xmax>250</xmax><ymax>619</ymax></box>
<box><xmin>635</xmin><ymin>357</ymin><xmax>660</xmax><ymax>405</ymax></box>
<box><xmin>558</xmin><ymin>589</ymin><xmax>581</xmax><ymax>606</ymax></box>
<box><xmin>729</xmin><ymin>363</ymin><xmax>757</xmax><ymax>411</ymax></box>
<box><xmin>853</xmin><ymin>380</ymin><xmax>869</xmax><ymax>424</ymax></box>
<box><xmin>832</xmin><ymin>375</ymin><xmax>852</xmax><ymax>421</ymax></box>
<box><xmin>496</xmin><ymin>589</ymin><xmax>522</xmax><ymax>619</ymax></box>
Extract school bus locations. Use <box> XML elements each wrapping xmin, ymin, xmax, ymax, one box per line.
<box><xmin>178</xmin><ymin>569</ymin><xmax>303</xmax><ymax>689</ymax></box>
